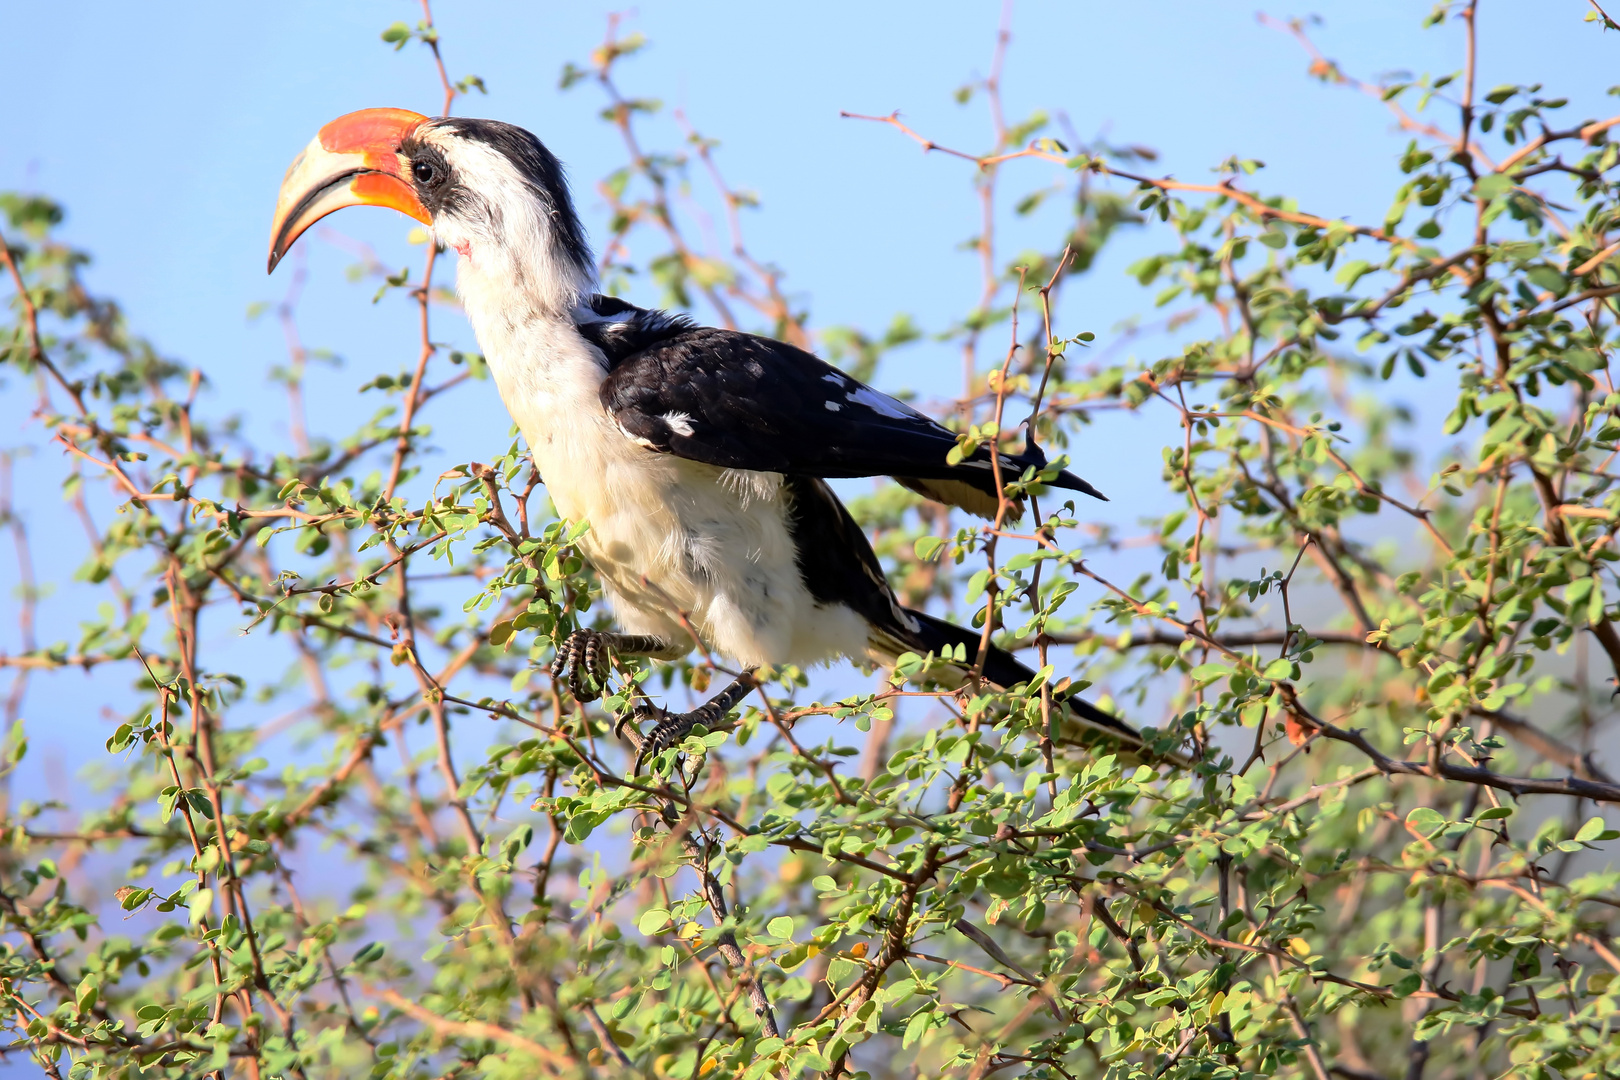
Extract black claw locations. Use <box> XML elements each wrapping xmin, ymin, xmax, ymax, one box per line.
<box><xmin>552</xmin><ymin>629</ymin><xmax>608</xmax><ymax>703</ymax></box>
<box><xmin>585</xmin><ymin>633</ymin><xmax>604</xmax><ymax>686</ymax></box>
<box><xmin>634</xmin><ymin>705</ymin><xmax>695</xmax><ymax>776</ymax></box>
<box><xmin>631</xmin><ymin>699</ymin><xmax>735</xmax><ymax>775</ymax></box>
<box><xmin>620</xmin><ymin>673</ymin><xmax>757</xmax><ymax>777</ymax></box>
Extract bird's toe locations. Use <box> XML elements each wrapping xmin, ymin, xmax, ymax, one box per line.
<box><xmin>632</xmin><ymin>705</ymin><xmax>702</xmax><ymax>776</ymax></box>
<box><xmin>552</xmin><ymin>628</ymin><xmax>607</xmax><ymax>702</ymax></box>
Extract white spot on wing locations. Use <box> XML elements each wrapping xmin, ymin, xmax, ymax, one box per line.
<box><xmin>613</xmin><ymin>418</ymin><xmax>660</xmax><ymax>450</ymax></box>
<box><xmin>846</xmin><ymin>384</ymin><xmax>928</xmax><ymax>422</ymax></box>
<box><xmin>825</xmin><ymin>401</ymin><xmax>842</xmax><ymax>411</ymax></box>
<box><xmin>895</xmin><ymin>604</ymin><xmax>921</xmax><ymax>634</ymax></box>
<box><xmin>662</xmin><ymin>411</ymin><xmax>696</xmax><ymax>437</ymax></box>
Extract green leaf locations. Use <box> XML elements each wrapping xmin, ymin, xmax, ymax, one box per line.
<box><xmin>1525</xmin><ymin>265</ymin><xmax>1568</xmax><ymax>298</ymax></box>
<box><xmin>902</xmin><ymin>1007</ymin><xmax>935</xmax><ymax>1048</ymax></box>
<box><xmin>637</xmin><ymin>909</ymin><xmax>671</xmax><ymax>935</ymax></box>
<box><xmin>380</xmin><ymin>21</ymin><xmax>411</xmax><ymax>48</ymax></box>
<box><xmin>1406</xmin><ymin>807</ymin><xmax>1446</xmax><ymax>837</ymax></box>
<box><xmin>1336</xmin><ymin>259</ymin><xmax>1374</xmax><ymax>288</ymax></box>
<box><xmin>1575</xmin><ymin>816</ymin><xmax>1613</xmax><ymax>842</ymax></box>
<box><xmin>1262</xmin><ymin>658</ymin><xmax>1297</xmax><ymax>680</ymax></box>
<box><xmin>1474</xmin><ymin>173</ymin><xmax>1514</xmax><ymax>200</ymax></box>
<box><xmin>352</xmin><ymin>942</ymin><xmax>386</xmax><ymax>965</ymax></box>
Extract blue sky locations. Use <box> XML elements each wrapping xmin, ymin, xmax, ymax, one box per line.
<box><xmin>7</xmin><ymin>2</ymin><xmax>1613</xmax><ymax>383</ymax></box>
<box><xmin>3</xmin><ymin>2</ymin><xmax>1616</xmax><ymax>796</ymax></box>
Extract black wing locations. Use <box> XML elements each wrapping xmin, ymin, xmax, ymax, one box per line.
<box><xmin>586</xmin><ymin>308</ymin><xmax>1104</xmax><ymax>517</ymax></box>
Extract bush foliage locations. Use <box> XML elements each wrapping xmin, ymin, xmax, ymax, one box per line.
<box><xmin>2</xmin><ymin>4</ymin><xmax>1618</xmax><ymax>1079</ymax></box>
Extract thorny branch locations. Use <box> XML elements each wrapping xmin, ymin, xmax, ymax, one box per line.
<box><xmin>1</xmin><ymin>5</ymin><xmax>1618</xmax><ymax>1080</ymax></box>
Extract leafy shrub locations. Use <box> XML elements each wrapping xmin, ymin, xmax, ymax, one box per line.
<box><xmin>1</xmin><ymin>5</ymin><xmax>1617</xmax><ymax>1079</ymax></box>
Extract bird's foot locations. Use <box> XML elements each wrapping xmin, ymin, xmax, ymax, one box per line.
<box><xmin>617</xmin><ymin>672</ymin><xmax>759</xmax><ymax>775</ymax></box>
<box><xmin>550</xmin><ymin>628</ymin><xmax>610</xmax><ymax>702</ymax></box>
<box><xmin>618</xmin><ymin>700</ymin><xmax>718</xmax><ymax>776</ymax></box>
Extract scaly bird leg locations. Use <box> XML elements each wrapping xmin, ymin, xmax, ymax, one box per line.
<box><xmin>550</xmin><ymin>629</ymin><xmax>674</xmax><ymax>702</ymax></box>
<box><xmin>544</xmin><ymin>628</ymin><xmax>670</xmax><ymax>705</ymax></box>
<box><xmin>618</xmin><ymin>671</ymin><xmax>760</xmax><ymax>776</ymax></box>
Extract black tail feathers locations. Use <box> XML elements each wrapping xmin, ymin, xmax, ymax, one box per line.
<box><xmin>905</xmin><ymin>609</ymin><xmax>1034</xmax><ymax>690</ymax></box>
<box><xmin>901</xmin><ymin>609</ymin><xmax>1150</xmax><ymax>747</ymax></box>
<box><xmin>1007</xmin><ymin>435</ymin><xmax>1107</xmax><ymax>503</ymax></box>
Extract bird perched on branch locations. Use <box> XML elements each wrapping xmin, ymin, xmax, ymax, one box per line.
<box><xmin>268</xmin><ymin>108</ymin><xmax>1175</xmax><ymax>772</ymax></box>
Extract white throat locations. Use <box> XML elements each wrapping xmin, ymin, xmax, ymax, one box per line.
<box><xmin>448</xmin><ymin>238</ymin><xmax>604</xmax><ymax>445</ymax></box>
<box><xmin>448</xmin><ymin>232</ymin><xmax>593</xmax><ymax>336</ymax></box>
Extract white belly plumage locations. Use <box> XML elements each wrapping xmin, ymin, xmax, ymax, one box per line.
<box><xmin>499</xmin><ymin>378</ymin><xmax>862</xmax><ymax>668</ymax></box>
<box><xmin>465</xmin><ymin>301</ymin><xmax>868</xmax><ymax>669</ymax></box>
<box><xmin>554</xmin><ymin>449</ymin><xmax>865</xmax><ymax>668</ymax></box>
<box><xmin>543</xmin><ymin>438</ymin><xmax>869</xmax><ymax>667</ymax></box>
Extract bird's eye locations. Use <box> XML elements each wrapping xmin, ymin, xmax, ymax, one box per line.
<box><xmin>412</xmin><ymin>161</ymin><xmax>436</xmax><ymax>183</ymax></box>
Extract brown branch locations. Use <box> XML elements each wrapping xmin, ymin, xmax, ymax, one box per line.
<box><xmin>365</xmin><ymin>986</ymin><xmax>569</xmax><ymax>1073</ymax></box>
<box><xmin>842</xmin><ymin>110</ymin><xmax>1426</xmax><ymax>254</ymax></box>
<box><xmin>614</xmin><ymin>723</ymin><xmax>783</xmax><ymax>1044</ymax></box>
<box><xmin>1279</xmin><ymin>685</ymin><xmax>1620</xmax><ymax>804</ymax></box>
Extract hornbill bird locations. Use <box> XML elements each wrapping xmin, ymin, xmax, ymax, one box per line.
<box><xmin>268</xmin><ymin>108</ymin><xmax>1174</xmax><ymax>772</ymax></box>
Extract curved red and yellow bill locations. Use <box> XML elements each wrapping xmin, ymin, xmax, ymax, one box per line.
<box><xmin>268</xmin><ymin>107</ymin><xmax>431</xmax><ymax>273</ymax></box>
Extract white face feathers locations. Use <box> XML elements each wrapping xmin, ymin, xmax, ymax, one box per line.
<box><xmin>403</xmin><ymin>119</ymin><xmax>596</xmax><ymax>324</ymax></box>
